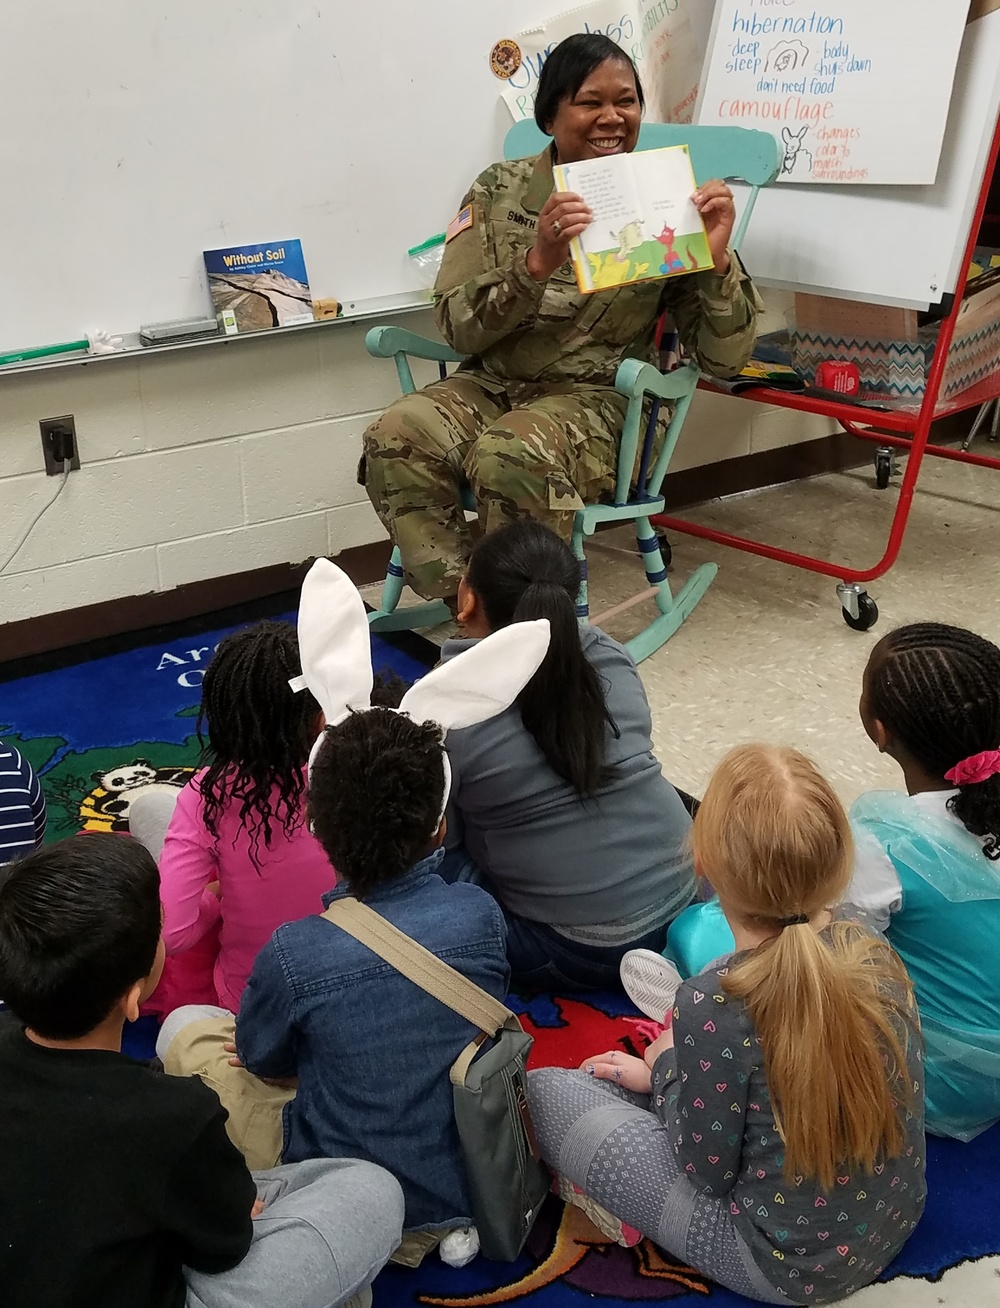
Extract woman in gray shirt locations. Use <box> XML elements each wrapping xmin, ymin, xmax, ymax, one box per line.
<box><xmin>441</xmin><ymin>520</ymin><xmax>695</xmax><ymax>989</ymax></box>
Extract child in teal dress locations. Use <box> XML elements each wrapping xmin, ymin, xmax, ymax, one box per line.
<box><xmin>846</xmin><ymin>622</ymin><xmax>1000</xmax><ymax>1141</ymax></box>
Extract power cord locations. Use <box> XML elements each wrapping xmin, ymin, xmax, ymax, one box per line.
<box><xmin>0</xmin><ymin>458</ymin><xmax>72</xmax><ymax>576</ymax></box>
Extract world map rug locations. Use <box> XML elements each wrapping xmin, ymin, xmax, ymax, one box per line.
<box><xmin>2</xmin><ymin>605</ymin><xmax>998</xmax><ymax>1307</ymax></box>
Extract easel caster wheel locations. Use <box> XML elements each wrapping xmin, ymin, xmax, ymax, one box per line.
<box><xmin>874</xmin><ymin>448</ymin><xmax>893</xmax><ymax>490</ymax></box>
<box><xmin>842</xmin><ymin>594</ymin><xmax>879</xmax><ymax>631</ymax></box>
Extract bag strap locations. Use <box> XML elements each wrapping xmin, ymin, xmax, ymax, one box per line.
<box><xmin>322</xmin><ymin>897</ymin><xmax>514</xmax><ymax>1037</ymax></box>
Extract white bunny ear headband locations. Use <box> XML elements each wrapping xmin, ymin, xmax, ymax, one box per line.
<box><xmin>290</xmin><ymin>558</ymin><xmax>550</xmax><ymax>820</ymax></box>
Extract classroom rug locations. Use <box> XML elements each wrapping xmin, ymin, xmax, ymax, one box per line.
<box><xmin>0</xmin><ymin>600</ymin><xmax>433</xmax><ymax>845</ymax></box>
<box><xmin>391</xmin><ymin>989</ymin><xmax>1000</xmax><ymax>1308</ymax></box>
<box><xmin>2</xmin><ymin>608</ymin><xmax>999</xmax><ymax>1307</ymax></box>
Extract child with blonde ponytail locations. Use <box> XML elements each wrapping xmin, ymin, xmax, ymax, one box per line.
<box><xmin>528</xmin><ymin>746</ymin><xmax>926</xmax><ymax>1306</ymax></box>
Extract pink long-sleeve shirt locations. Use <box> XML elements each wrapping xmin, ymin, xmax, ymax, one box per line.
<box><xmin>159</xmin><ymin>771</ymin><xmax>336</xmax><ymax>1012</ymax></box>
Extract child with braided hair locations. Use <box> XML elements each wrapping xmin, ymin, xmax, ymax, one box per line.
<box><xmin>130</xmin><ymin>621</ymin><xmax>338</xmax><ymax>1012</ymax></box>
<box><xmin>848</xmin><ymin>621</ymin><xmax>1000</xmax><ymax>1140</ymax></box>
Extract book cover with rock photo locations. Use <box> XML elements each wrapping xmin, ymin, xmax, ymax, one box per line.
<box><xmin>203</xmin><ymin>239</ymin><xmax>316</xmax><ymax>331</ymax></box>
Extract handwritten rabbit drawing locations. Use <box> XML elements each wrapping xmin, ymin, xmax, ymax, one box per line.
<box><xmin>781</xmin><ymin>126</ymin><xmax>813</xmax><ymax>177</ymax></box>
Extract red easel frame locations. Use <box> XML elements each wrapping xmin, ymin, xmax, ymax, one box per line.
<box><xmin>652</xmin><ymin>108</ymin><xmax>1000</xmax><ymax>595</ymax></box>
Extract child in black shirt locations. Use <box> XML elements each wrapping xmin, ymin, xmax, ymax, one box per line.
<box><xmin>0</xmin><ymin>833</ymin><xmax>404</xmax><ymax>1308</ymax></box>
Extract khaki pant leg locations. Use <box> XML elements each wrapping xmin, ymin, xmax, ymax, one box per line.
<box><xmin>163</xmin><ymin>1017</ymin><xmax>293</xmax><ymax>1171</ymax></box>
<box><xmin>465</xmin><ymin>387</ymin><xmax>628</xmax><ymax>541</ymax></box>
<box><xmin>361</xmin><ymin>374</ymin><xmax>507</xmax><ymax>600</ymax></box>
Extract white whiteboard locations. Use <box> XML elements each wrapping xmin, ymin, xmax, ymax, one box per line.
<box><xmin>696</xmin><ymin>0</ymin><xmax>968</xmax><ymax>185</ymax></box>
<box><xmin>0</xmin><ymin>0</ymin><xmax>577</xmax><ymax>352</ymax></box>
<box><xmin>3</xmin><ymin>3</ymin><xmax>999</xmax><ymax>349</ymax></box>
<box><xmin>735</xmin><ymin>10</ymin><xmax>1000</xmax><ymax>307</ymax></box>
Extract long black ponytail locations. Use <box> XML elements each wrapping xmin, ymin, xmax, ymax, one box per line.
<box><xmin>465</xmin><ymin>520</ymin><xmax>619</xmax><ymax>795</ymax></box>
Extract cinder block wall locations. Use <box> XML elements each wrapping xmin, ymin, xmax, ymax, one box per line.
<box><xmin>0</xmin><ymin>296</ymin><xmax>833</xmax><ymax>625</ymax></box>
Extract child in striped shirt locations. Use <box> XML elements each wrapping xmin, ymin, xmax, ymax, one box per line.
<box><xmin>0</xmin><ymin>739</ymin><xmax>46</xmax><ymax>866</ymax></box>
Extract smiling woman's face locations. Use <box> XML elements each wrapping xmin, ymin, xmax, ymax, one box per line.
<box><xmin>546</xmin><ymin>57</ymin><xmax>642</xmax><ymax>165</ymax></box>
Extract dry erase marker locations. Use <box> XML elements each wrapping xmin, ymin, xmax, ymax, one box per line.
<box><xmin>0</xmin><ymin>331</ymin><xmax>124</xmax><ymax>366</ymax></box>
<box><xmin>0</xmin><ymin>338</ymin><xmax>89</xmax><ymax>366</ymax></box>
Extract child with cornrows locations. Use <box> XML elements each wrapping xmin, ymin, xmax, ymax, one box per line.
<box><xmin>848</xmin><ymin>621</ymin><xmax>1000</xmax><ymax>1141</ymax></box>
<box><xmin>130</xmin><ymin>621</ymin><xmax>337</xmax><ymax>1012</ymax></box>
<box><xmin>529</xmin><ymin>745</ymin><xmax>925</xmax><ymax>1306</ymax></box>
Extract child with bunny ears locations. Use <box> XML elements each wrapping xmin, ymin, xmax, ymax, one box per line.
<box><xmin>157</xmin><ymin>559</ymin><xmax>550</xmax><ymax>1260</ymax></box>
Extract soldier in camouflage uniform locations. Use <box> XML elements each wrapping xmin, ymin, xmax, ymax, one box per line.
<box><xmin>361</xmin><ymin>39</ymin><xmax>763</xmax><ymax>602</ymax></box>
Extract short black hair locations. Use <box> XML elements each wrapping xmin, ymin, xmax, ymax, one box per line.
<box><xmin>309</xmin><ymin>709</ymin><xmax>445</xmax><ymax>897</ymax></box>
<box><xmin>534</xmin><ymin>33</ymin><xmax>645</xmax><ymax>132</ymax></box>
<box><xmin>0</xmin><ymin>834</ymin><xmax>162</xmax><ymax>1038</ymax></box>
<box><xmin>370</xmin><ymin>669</ymin><xmax>410</xmax><ymax>709</ymax></box>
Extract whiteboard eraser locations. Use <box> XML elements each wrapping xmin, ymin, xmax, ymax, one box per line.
<box><xmin>139</xmin><ymin>317</ymin><xmax>221</xmax><ymax>345</ymax></box>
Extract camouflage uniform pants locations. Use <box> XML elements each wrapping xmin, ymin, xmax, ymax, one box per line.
<box><xmin>361</xmin><ymin>370</ymin><xmax>630</xmax><ymax>600</ymax></box>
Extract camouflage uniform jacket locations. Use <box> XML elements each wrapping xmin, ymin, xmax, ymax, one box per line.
<box><xmin>434</xmin><ymin>148</ymin><xmax>763</xmax><ymax>391</ymax></box>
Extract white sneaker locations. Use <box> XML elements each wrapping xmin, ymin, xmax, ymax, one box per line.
<box><xmin>439</xmin><ymin>1225</ymin><xmax>479</xmax><ymax>1267</ymax></box>
<box><xmin>620</xmin><ymin>949</ymin><xmax>683</xmax><ymax>1023</ymax></box>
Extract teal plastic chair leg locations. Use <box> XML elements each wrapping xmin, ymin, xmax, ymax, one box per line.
<box><xmin>366</xmin><ymin>546</ymin><xmax>451</xmax><ymax>632</ymax></box>
<box><xmin>624</xmin><ymin>517</ymin><xmax>718</xmax><ymax>663</ymax></box>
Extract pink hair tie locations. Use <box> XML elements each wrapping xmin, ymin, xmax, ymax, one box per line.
<box><xmin>944</xmin><ymin>749</ymin><xmax>1000</xmax><ymax>786</ymax></box>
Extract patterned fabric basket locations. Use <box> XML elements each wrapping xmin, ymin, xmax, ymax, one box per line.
<box><xmin>791</xmin><ymin>278</ymin><xmax>1000</xmax><ymax>405</ymax></box>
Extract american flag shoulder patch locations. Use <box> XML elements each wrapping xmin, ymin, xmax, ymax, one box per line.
<box><xmin>445</xmin><ymin>205</ymin><xmax>473</xmax><ymax>243</ymax></box>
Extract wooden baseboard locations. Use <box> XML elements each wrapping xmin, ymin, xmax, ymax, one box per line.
<box><xmin>0</xmin><ymin>540</ymin><xmax>393</xmax><ymax>666</ymax></box>
<box><xmin>0</xmin><ymin>426</ymin><xmax>907</xmax><ymax>664</ymax></box>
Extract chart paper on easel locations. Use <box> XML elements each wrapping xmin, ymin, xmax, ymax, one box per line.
<box><xmin>695</xmin><ymin>0</ymin><xmax>970</xmax><ymax>185</ymax></box>
<box><xmin>495</xmin><ymin>0</ymin><xmax>711</xmax><ymax>125</ymax></box>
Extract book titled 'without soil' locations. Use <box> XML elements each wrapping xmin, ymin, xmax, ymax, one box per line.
<box><xmin>203</xmin><ymin>239</ymin><xmax>316</xmax><ymax>332</ymax></box>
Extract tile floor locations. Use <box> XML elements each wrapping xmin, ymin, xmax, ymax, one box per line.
<box><xmin>368</xmin><ymin>445</ymin><xmax>1000</xmax><ymax>1305</ymax></box>
<box><xmin>381</xmin><ymin>447</ymin><xmax>999</xmax><ymax>811</ymax></box>
<box><xmin>598</xmin><ymin>450</ymin><xmax>1000</xmax><ymax>811</ymax></box>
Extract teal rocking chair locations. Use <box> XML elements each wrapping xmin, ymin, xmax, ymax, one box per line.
<box><xmin>365</xmin><ymin>120</ymin><xmax>779</xmax><ymax>661</ymax></box>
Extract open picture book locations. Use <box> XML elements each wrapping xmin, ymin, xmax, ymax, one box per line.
<box><xmin>553</xmin><ymin>145</ymin><xmax>713</xmax><ymax>294</ymax></box>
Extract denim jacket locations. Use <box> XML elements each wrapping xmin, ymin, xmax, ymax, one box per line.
<box><xmin>235</xmin><ymin>848</ymin><xmax>509</xmax><ymax>1229</ymax></box>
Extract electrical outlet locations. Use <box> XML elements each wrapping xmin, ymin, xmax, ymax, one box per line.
<box><xmin>40</xmin><ymin>415</ymin><xmax>80</xmax><ymax>476</ymax></box>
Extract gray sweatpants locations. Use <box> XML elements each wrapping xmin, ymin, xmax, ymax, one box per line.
<box><xmin>527</xmin><ymin>1069</ymin><xmax>787</xmax><ymax>1304</ymax></box>
<box><xmin>185</xmin><ymin>1156</ymin><xmax>404</xmax><ymax>1308</ymax></box>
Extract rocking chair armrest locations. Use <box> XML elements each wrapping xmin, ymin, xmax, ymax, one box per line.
<box><xmin>365</xmin><ymin>326</ymin><xmax>467</xmax><ymax>365</ymax></box>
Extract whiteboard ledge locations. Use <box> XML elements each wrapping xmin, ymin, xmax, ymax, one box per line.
<box><xmin>0</xmin><ymin>294</ymin><xmax>433</xmax><ymax>380</ymax></box>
